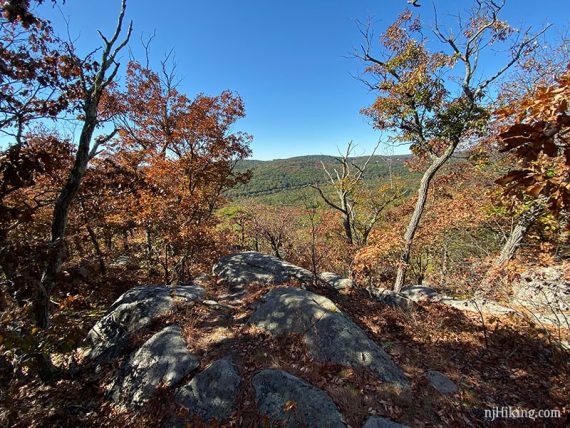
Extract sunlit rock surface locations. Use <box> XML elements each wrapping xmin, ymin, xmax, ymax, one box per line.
<box><xmin>249</xmin><ymin>287</ymin><xmax>408</xmax><ymax>388</ymax></box>
<box><xmin>84</xmin><ymin>285</ymin><xmax>204</xmax><ymax>362</ymax></box>
<box><xmin>319</xmin><ymin>271</ymin><xmax>354</xmax><ymax>290</ymax></box>
<box><xmin>213</xmin><ymin>251</ymin><xmax>314</xmax><ymax>291</ymax></box>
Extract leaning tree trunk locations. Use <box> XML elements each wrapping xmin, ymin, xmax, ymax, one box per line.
<box><xmin>481</xmin><ymin>202</ymin><xmax>544</xmax><ymax>290</ymax></box>
<box><xmin>393</xmin><ymin>145</ymin><xmax>457</xmax><ymax>292</ymax></box>
<box><xmin>33</xmin><ymin>1</ymin><xmax>131</xmax><ymax>328</ymax></box>
<box><xmin>497</xmin><ymin>203</ymin><xmax>543</xmax><ymax>264</ymax></box>
<box><xmin>340</xmin><ymin>194</ymin><xmax>354</xmax><ymax>245</ymax></box>
<box><xmin>34</xmin><ymin>109</ymin><xmax>98</xmax><ymax>328</ymax></box>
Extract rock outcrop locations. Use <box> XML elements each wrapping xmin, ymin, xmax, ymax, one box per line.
<box><xmin>439</xmin><ymin>296</ymin><xmax>514</xmax><ymax>316</ymax></box>
<box><xmin>363</xmin><ymin>416</ymin><xmax>410</xmax><ymax>428</ymax></box>
<box><xmin>511</xmin><ymin>265</ymin><xmax>569</xmax><ymax>325</ymax></box>
<box><xmin>370</xmin><ymin>284</ymin><xmax>515</xmax><ymax>317</ymax></box>
<box><xmin>319</xmin><ymin>272</ymin><xmax>353</xmax><ymax>290</ymax></box>
<box><xmin>84</xmin><ymin>285</ymin><xmax>204</xmax><ymax>362</ymax></box>
<box><xmin>368</xmin><ymin>287</ymin><xmax>415</xmax><ymax>310</ymax></box>
<box><xmin>110</xmin><ymin>325</ymin><xmax>199</xmax><ymax>406</ymax></box>
<box><xmin>80</xmin><ymin>253</ymin><xmax>479</xmax><ymax>426</ymax></box>
<box><xmin>426</xmin><ymin>370</ymin><xmax>458</xmax><ymax>395</ymax></box>
<box><xmin>213</xmin><ymin>251</ymin><xmax>314</xmax><ymax>291</ymax></box>
<box><xmin>252</xmin><ymin>368</ymin><xmax>346</xmax><ymax>427</ymax></box>
<box><xmin>175</xmin><ymin>358</ymin><xmax>241</xmax><ymax>422</ymax></box>
<box><xmin>400</xmin><ymin>285</ymin><xmax>439</xmax><ymax>302</ymax></box>
<box><xmin>249</xmin><ymin>287</ymin><xmax>408</xmax><ymax>388</ymax></box>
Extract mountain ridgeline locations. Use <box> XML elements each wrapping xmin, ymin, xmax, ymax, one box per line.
<box><xmin>227</xmin><ymin>154</ymin><xmax>412</xmax><ymax>202</ymax></box>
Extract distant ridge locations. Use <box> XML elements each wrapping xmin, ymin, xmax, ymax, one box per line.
<box><xmin>228</xmin><ymin>154</ymin><xmax>412</xmax><ymax>199</ymax></box>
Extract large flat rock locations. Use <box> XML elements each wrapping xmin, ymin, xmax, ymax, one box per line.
<box><xmin>511</xmin><ymin>265</ymin><xmax>569</xmax><ymax>323</ymax></box>
<box><xmin>426</xmin><ymin>370</ymin><xmax>458</xmax><ymax>395</ymax></box>
<box><xmin>400</xmin><ymin>285</ymin><xmax>439</xmax><ymax>302</ymax></box>
<box><xmin>252</xmin><ymin>368</ymin><xmax>346</xmax><ymax>427</ymax></box>
<box><xmin>175</xmin><ymin>358</ymin><xmax>241</xmax><ymax>422</ymax></box>
<box><xmin>84</xmin><ymin>285</ymin><xmax>204</xmax><ymax>361</ymax></box>
<box><xmin>110</xmin><ymin>325</ymin><xmax>199</xmax><ymax>406</ymax></box>
<box><xmin>370</xmin><ymin>285</ymin><xmax>516</xmax><ymax>317</ymax></box>
<box><xmin>213</xmin><ymin>252</ymin><xmax>314</xmax><ymax>291</ymax></box>
<box><xmin>439</xmin><ymin>297</ymin><xmax>514</xmax><ymax>316</ymax></box>
<box><xmin>250</xmin><ymin>287</ymin><xmax>408</xmax><ymax>388</ymax></box>
<box><xmin>368</xmin><ymin>287</ymin><xmax>414</xmax><ymax>310</ymax></box>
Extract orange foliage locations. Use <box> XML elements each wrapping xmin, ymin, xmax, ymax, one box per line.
<box><xmin>354</xmin><ymin>162</ymin><xmax>498</xmax><ymax>287</ymax></box>
<box><xmin>496</xmin><ymin>63</ymin><xmax>570</xmax><ymax>220</ymax></box>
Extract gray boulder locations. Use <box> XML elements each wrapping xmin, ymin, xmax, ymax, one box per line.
<box><xmin>368</xmin><ymin>284</ymin><xmax>514</xmax><ymax>317</ymax></box>
<box><xmin>252</xmin><ymin>368</ymin><xmax>345</xmax><ymax>427</ymax></box>
<box><xmin>171</xmin><ymin>285</ymin><xmax>206</xmax><ymax>303</ymax></box>
<box><xmin>250</xmin><ymin>287</ymin><xmax>408</xmax><ymax>388</ymax></box>
<box><xmin>400</xmin><ymin>285</ymin><xmax>440</xmax><ymax>302</ymax></box>
<box><xmin>426</xmin><ymin>370</ymin><xmax>457</xmax><ymax>395</ymax></box>
<box><xmin>362</xmin><ymin>416</ymin><xmax>410</xmax><ymax>428</ymax></box>
<box><xmin>213</xmin><ymin>252</ymin><xmax>314</xmax><ymax>291</ymax></box>
<box><xmin>111</xmin><ymin>325</ymin><xmax>199</xmax><ymax>406</ymax></box>
<box><xmin>175</xmin><ymin>358</ymin><xmax>241</xmax><ymax>422</ymax></box>
<box><xmin>84</xmin><ymin>285</ymin><xmax>204</xmax><ymax>361</ymax></box>
<box><xmin>319</xmin><ymin>272</ymin><xmax>354</xmax><ymax>290</ymax></box>
<box><xmin>368</xmin><ymin>287</ymin><xmax>415</xmax><ymax>311</ymax></box>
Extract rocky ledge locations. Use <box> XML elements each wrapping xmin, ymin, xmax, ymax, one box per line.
<box><xmin>81</xmin><ymin>252</ymin><xmax>479</xmax><ymax>426</ymax></box>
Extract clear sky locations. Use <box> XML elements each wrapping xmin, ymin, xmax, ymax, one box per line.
<box><xmin>38</xmin><ymin>0</ymin><xmax>568</xmax><ymax>160</ymax></box>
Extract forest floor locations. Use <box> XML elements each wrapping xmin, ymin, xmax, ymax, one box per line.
<box><xmin>1</xmin><ymin>281</ymin><xmax>569</xmax><ymax>427</ymax></box>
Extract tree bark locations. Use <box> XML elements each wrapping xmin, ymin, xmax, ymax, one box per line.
<box><xmin>497</xmin><ymin>222</ymin><xmax>528</xmax><ymax>264</ymax></box>
<box><xmin>34</xmin><ymin>107</ymin><xmax>98</xmax><ymax>328</ymax></box>
<box><xmin>484</xmin><ymin>201</ymin><xmax>544</xmax><ymax>272</ymax></box>
<box><xmin>342</xmin><ymin>213</ymin><xmax>354</xmax><ymax>246</ymax></box>
<box><xmin>393</xmin><ymin>145</ymin><xmax>456</xmax><ymax>292</ymax></box>
<box><xmin>86</xmin><ymin>223</ymin><xmax>106</xmax><ymax>276</ymax></box>
<box><xmin>33</xmin><ymin>1</ymin><xmax>131</xmax><ymax>327</ymax></box>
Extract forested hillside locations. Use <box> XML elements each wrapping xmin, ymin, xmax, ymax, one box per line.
<box><xmin>1</xmin><ymin>0</ymin><xmax>569</xmax><ymax>427</ymax></box>
<box><xmin>228</xmin><ymin>154</ymin><xmax>412</xmax><ymax>199</ymax></box>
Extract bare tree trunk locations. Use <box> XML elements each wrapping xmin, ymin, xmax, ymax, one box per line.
<box><xmin>162</xmin><ymin>243</ymin><xmax>170</xmax><ymax>285</ymax></box>
<box><xmin>312</xmin><ymin>141</ymin><xmax>380</xmax><ymax>247</ymax></box>
<box><xmin>86</xmin><ymin>224</ymin><xmax>106</xmax><ymax>275</ymax></box>
<box><xmin>393</xmin><ymin>146</ymin><xmax>456</xmax><ymax>292</ymax></box>
<box><xmin>146</xmin><ymin>226</ymin><xmax>153</xmax><ymax>256</ymax></box>
<box><xmin>440</xmin><ymin>243</ymin><xmax>448</xmax><ymax>287</ymax></box>
<box><xmin>309</xmin><ymin>213</ymin><xmax>319</xmax><ymax>286</ymax></box>
<box><xmin>35</xmin><ymin>115</ymin><xmax>98</xmax><ymax>327</ymax></box>
<box><xmin>479</xmin><ymin>203</ymin><xmax>543</xmax><ymax>289</ymax></box>
<box><xmin>498</xmin><ymin>204</ymin><xmax>542</xmax><ymax>264</ymax></box>
<box><xmin>342</xmin><ymin>213</ymin><xmax>354</xmax><ymax>246</ymax></box>
<box><xmin>498</xmin><ymin>222</ymin><xmax>529</xmax><ymax>264</ymax></box>
<box><xmin>269</xmin><ymin>236</ymin><xmax>282</xmax><ymax>259</ymax></box>
<box><xmin>122</xmin><ymin>229</ymin><xmax>129</xmax><ymax>251</ymax></box>
<box><xmin>33</xmin><ymin>1</ymin><xmax>131</xmax><ymax>328</ymax></box>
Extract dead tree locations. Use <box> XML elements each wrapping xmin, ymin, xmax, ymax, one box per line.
<box><xmin>34</xmin><ymin>0</ymin><xmax>132</xmax><ymax>328</ymax></box>
<box><xmin>311</xmin><ymin>142</ymin><xmax>402</xmax><ymax>246</ymax></box>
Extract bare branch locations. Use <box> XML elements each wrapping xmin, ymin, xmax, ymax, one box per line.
<box><xmin>89</xmin><ymin>128</ymin><xmax>117</xmax><ymax>159</ymax></box>
<box><xmin>476</xmin><ymin>25</ymin><xmax>550</xmax><ymax>95</ymax></box>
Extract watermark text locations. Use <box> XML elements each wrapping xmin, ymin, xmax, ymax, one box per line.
<box><xmin>484</xmin><ymin>406</ymin><xmax>565</xmax><ymax>421</ymax></box>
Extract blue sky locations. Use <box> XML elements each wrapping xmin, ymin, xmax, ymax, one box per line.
<box><xmin>38</xmin><ymin>0</ymin><xmax>568</xmax><ymax>160</ymax></box>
